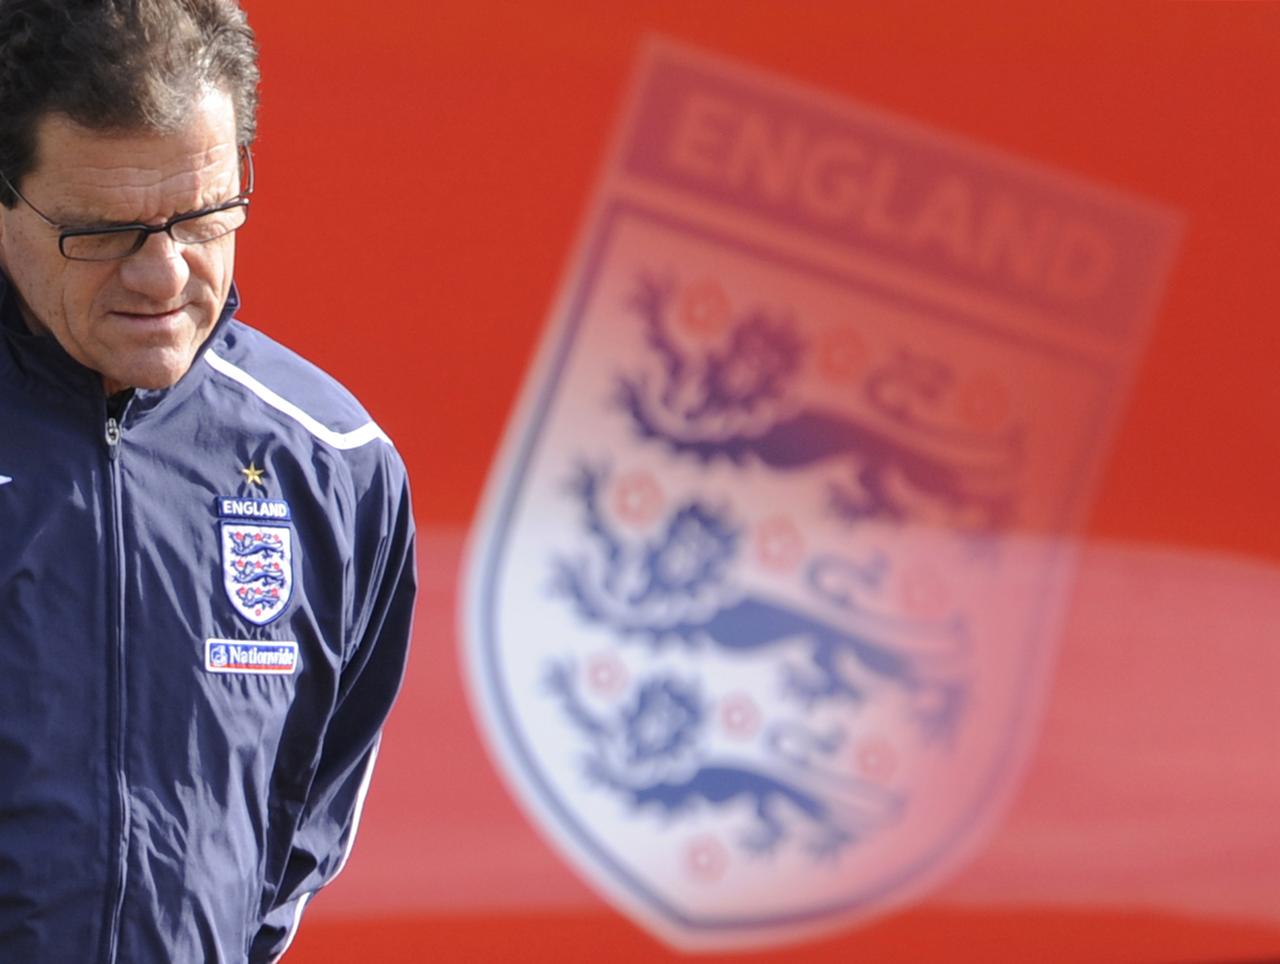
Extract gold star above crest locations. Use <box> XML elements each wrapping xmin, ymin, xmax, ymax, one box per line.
<box><xmin>240</xmin><ymin>461</ymin><xmax>266</xmax><ymax>487</ymax></box>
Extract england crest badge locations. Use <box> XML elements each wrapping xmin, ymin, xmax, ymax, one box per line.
<box><xmin>461</xmin><ymin>41</ymin><xmax>1179</xmax><ymax>952</ymax></box>
<box><xmin>219</xmin><ymin>498</ymin><xmax>294</xmax><ymax>625</ymax></box>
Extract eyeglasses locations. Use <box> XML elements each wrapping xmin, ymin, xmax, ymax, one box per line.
<box><xmin>0</xmin><ymin>146</ymin><xmax>254</xmax><ymax>262</ymax></box>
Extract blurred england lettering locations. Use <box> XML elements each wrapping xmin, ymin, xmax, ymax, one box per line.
<box><xmin>661</xmin><ymin>91</ymin><xmax>1115</xmax><ymax>302</ymax></box>
<box><xmin>464</xmin><ymin>39</ymin><xmax>1179</xmax><ymax>951</ymax></box>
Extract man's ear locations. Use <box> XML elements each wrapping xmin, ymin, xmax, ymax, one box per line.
<box><xmin>0</xmin><ymin>204</ymin><xmax>12</xmax><ymax>272</ymax></box>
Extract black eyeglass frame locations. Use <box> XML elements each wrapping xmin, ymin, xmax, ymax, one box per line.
<box><xmin>0</xmin><ymin>145</ymin><xmax>254</xmax><ymax>262</ymax></box>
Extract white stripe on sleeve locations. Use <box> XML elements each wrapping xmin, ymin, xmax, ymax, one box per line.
<box><xmin>205</xmin><ymin>351</ymin><xmax>390</xmax><ymax>450</ymax></box>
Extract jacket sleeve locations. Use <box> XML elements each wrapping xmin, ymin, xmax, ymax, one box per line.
<box><xmin>249</xmin><ymin>454</ymin><xmax>418</xmax><ymax>963</ymax></box>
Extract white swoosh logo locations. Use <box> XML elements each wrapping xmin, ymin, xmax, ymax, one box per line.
<box><xmin>0</xmin><ymin>476</ymin><xmax>11</xmax><ymax>486</ymax></box>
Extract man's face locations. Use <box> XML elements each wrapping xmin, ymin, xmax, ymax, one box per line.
<box><xmin>0</xmin><ymin>88</ymin><xmax>241</xmax><ymax>395</ymax></box>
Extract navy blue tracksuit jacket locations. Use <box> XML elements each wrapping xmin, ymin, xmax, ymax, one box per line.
<box><xmin>0</xmin><ymin>273</ymin><xmax>417</xmax><ymax>962</ymax></box>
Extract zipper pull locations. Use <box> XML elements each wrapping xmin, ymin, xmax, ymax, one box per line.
<box><xmin>105</xmin><ymin>416</ymin><xmax>122</xmax><ymax>458</ymax></box>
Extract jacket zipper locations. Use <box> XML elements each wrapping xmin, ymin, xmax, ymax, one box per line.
<box><xmin>101</xmin><ymin>411</ymin><xmax>130</xmax><ymax>963</ymax></box>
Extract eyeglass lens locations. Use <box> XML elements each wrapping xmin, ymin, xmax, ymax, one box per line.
<box><xmin>60</xmin><ymin>203</ymin><xmax>249</xmax><ymax>262</ymax></box>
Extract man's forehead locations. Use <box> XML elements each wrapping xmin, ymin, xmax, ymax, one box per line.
<box><xmin>29</xmin><ymin>91</ymin><xmax>240</xmax><ymax>217</ymax></box>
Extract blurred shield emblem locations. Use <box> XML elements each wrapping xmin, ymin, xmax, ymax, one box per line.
<box><xmin>462</xmin><ymin>40</ymin><xmax>1179</xmax><ymax>951</ymax></box>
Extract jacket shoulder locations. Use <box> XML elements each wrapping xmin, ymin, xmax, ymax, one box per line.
<box><xmin>204</xmin><ymin>320</ymin><xmax>395</xmax><ymax>456</ymax></box>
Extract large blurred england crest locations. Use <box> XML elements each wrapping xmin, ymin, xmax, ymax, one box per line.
<box><xmin>462</xmin><ymin>40</ymin><xmax>1179</xmax><ymax>951</ymax></box>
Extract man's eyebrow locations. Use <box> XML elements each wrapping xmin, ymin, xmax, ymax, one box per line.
<box><xmin>64</xmin><ymin>214</ymin><xmax>146</xmax><ymax>230</ymax></box>
<box><xmin>55</xmin><ymin>201</ymin><xmax>225</xmax><ymax>232</ymax></box>
<box><xmin>40</xmin><ymin>202</ymin><xmax>146</xmax><ymax>230</ymax></box>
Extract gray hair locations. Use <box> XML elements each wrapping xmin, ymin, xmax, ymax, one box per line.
<box><xmin>0</xmin><ymin>0</ymin><xmax>260</xmax><ymax>205</ymax></box>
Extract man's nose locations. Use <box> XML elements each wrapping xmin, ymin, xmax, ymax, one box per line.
<box><xmin>117</xmin><ymin>230</ymin><xmax>191</xmax><ymax>299</ymax></box>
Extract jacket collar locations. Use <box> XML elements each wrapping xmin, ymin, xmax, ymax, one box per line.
<box><xmin>0</xmin><ymin>269</ymin><xmax>241</xmax><ymax>418</ymax></box>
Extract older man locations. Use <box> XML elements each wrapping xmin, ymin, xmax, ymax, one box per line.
<box><xmin>0</xmin><ymin>1</ymin><xmax>417</xmax><ymax>961</ymax></box>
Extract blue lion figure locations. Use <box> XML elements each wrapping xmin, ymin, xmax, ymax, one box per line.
<box><xmin>230</xmin><ymin>567</ymin><xmax>286</xmax><ymax>589</ymax></box>
<box><xmin>228</xmin><ymin>530</ymin><xmax>285</xmax><ymax>560</ymax></box>
<box><xmin>544</xmin><ymin>662</ymin><xmax>902</xmax><ymax>860</ymax></box>
<box><xmin>552</xmin><ymin>464</ymin><xmax>968</xmax><ymax>743</ymax></box>
<box><xmin>615</xmin><ymin>273</ymin><xmax>1021</xmax><ymax>533</ymax></box>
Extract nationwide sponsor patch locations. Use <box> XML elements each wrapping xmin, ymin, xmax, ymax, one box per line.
<box><xmin>205</xmin><ymin>638</ymin><xmax>299</xmax><ymax>675</ymax></box>
<box><xmin>217</xmin><ymin>496</ymin><xmax>291</xmax><ymax>521</ymax></box>
<box><xmin>220</xmin><ymin>521</ymin><xmax>293</xmax><ymax>624</ymax></box>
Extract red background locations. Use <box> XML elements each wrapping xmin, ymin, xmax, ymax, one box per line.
<box><xmin>233</xmin><ymin>3</ymin><xmax>1280</xmax><ymax>962</ymax></box>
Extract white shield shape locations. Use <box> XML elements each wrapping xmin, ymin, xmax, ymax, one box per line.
<box><xmin>221</xmin><ymin>522</ymin><xmax>293</xmax><ymax>625</ymax></box>
<box><xmin>461</xmin><ymin>41</ymin><xmax>1178</xmax><ymax>952</ymax></box>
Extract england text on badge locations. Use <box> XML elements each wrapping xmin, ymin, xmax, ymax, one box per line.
<box><xmin>462</xmin><ymin>39</ymin><xmax>1181</xmax><ymax>951</ymax></box>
